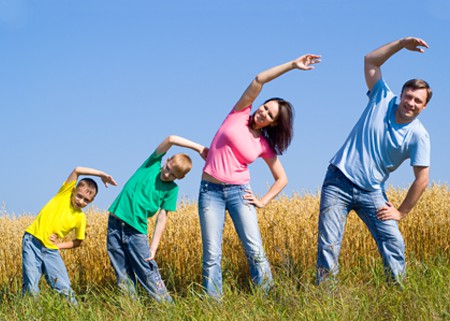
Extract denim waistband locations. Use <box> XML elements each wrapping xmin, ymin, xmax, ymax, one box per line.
<box><xmin>200</xmin><ymin>180</ymin><xmax>249</xmax><ymax>190</ymax></box>
<box><xmin>328</xmin><ymin>164</ymin><xmax>380</xmax><ymax>193</ymax></box>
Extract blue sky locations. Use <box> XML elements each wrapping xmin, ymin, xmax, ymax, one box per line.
<box><xmin>1</xmin><ymin>0</ymin><xmax>449</xmax><ymax>215</ymax></box>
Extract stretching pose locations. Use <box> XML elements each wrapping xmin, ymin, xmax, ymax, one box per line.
<box><xmin>199</xmin><ymin>53</ymin><xmax>321</xmax><ymax>299</ymax></box>
<box><xmin>316</xmin><ymin>37</ymin><xmax>432</xmax><ymax>286</ymax></box>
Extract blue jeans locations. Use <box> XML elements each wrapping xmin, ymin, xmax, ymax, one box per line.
<box><xmin>198</xmin><ymin>180</ymin><xmax>273</xmax><ymax>298</ymax></box>
<box><xmin>316</xmin><ymin>165</ymin><xmax>406</xmax><ymax>285</ymax></box>
<box><xmin>22</xmin><ymin>232</ymin><xmax>77</xmax><ymax>305</ymax></box>
<box><xmin>106</xmin><ymin>214</ymin><xmax>173</xmax><ymax>303</ymax></box>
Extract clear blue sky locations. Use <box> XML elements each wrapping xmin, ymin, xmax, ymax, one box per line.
<box><xmin>1</xmin><ymin>0</ymin><xmax>449</xmax><ymax>215</ymax></box>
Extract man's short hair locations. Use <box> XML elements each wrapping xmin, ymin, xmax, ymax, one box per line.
<box><xmin>401</xmin><ymin>79</ymin><xmax>432</xmax><ymax>104</ymax></box>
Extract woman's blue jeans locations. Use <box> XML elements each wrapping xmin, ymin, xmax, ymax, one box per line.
<box><xmin>198</xmin><ymin>180</ymin><xmax>273</xmax><ymax>298</ymax></box>
<box><xmin>316</xmin><ymin>165</ymin><xmax>406</xmax><ymax>285</ymax></box>
<box><xmin>22</xmin><ymin>232</ymin><xmax>77</xmax><ymax>305</ymax></box>
<box><xmin>107</xmin><ymin>214</ymin><xmax>173</xmax><ymax>303</ymax></box>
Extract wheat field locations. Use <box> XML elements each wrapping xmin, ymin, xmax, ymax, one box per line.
<box><xmin>0</xmin><ymin>184</ymin><xmax>448</xmax><ymax>294</ymax></box>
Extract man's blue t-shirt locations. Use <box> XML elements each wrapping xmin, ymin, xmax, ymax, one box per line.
<box><xmin>330</xmin><ymin>78</ymin><xmax>430</xmax><ymax>191</ymax></box>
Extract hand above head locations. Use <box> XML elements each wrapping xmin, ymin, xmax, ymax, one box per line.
<box><xmin>293</xmin><ymin>54</ymin><xmax>322</xmax><ymax>71</ymax></box>
<box><xmin>400</xmin><ymin>37</ymin><xmax>429</xmax><ymax>53</ymax></box>
<box><xmin>101</xmin><ymin>174</ymin><xmax>118</xmax><ymax>188</ymax></box>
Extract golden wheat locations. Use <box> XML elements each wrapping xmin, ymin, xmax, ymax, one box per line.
<box><xmin>1</xmin><ymin>184</ymin><xmax>448</xmax><ymax>291</ymax></box>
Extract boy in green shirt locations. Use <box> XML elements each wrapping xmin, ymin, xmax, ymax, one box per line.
<box><xmin>23</xmin><ymin>167</ymin><xmax>117</xmax><ymax>305</ymax></box>
<box><xmin>107</xmin><ymin>135</ymin><xmax>207</xmax><ymax>303</ymax></box>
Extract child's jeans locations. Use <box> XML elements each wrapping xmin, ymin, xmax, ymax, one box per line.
<box><xmin>22</xmin><ymin>232</ymin><xmax>77</xmax><ymax>305</ymax></box>
<box><xmin>107</xmin><ymin>214</ymin><xmax>173</xmax><ymax>303</ymax></box>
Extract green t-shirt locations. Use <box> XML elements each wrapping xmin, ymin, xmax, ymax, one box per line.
<box><xmin>108</xmin><ymin>150</ymin><xmax>178</xmax><ymax>235</ymax></box>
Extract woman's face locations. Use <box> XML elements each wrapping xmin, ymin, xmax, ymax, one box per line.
<box><xmin>252</xmin><ymin>100</ymin><xmax>280</xmax><ymax>130</ymax></box>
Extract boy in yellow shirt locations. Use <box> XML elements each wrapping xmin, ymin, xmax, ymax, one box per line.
<box><xmin>22</xmin><ymin>167</ymin><xmax>117</xmax><ymax>305</ymax></box>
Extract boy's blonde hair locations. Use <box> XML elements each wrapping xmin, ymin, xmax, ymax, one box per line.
<box><xmin>171</xmin><ymin>153</ymin><xmax>192</xmax><ymax>178</ymax></box>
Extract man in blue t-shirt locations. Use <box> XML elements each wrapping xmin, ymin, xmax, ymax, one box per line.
<box><xmin>316</xmin><ymin>37</ymin><xmax>432</xmax><ymax>286</ymax></box>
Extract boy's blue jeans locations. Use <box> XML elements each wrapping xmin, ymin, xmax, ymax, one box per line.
<box><xmin>22</xmin><ymin>232</ymin><xmax>77</xmax><ymax>305</ymax></box>
<box><xmin>198</xmin><ymin>180</ymin><xmax>273</xmax><ymax>299</ymax></box>
<box><xmin>316</xmin><ymin>165</ymin><xmax>406</xmax><ymax>285</ymax></box>
<box><xmin>106</xmin><ymin>214</ymin><xmax>173</xmax><ymax>303</ymax></box>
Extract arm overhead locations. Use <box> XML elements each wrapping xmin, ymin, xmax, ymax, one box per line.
<box><xmin>234</xmin><ymin>54</ymin><xmax>321</xmax><ymax>112</ymax></box>
<box><xmin>364</xmin><ymin>37</ymin><xmax>429</xmax><ymax>91</ymax></box>
<box><xmin>66</xmin><ymin>167</ymin><xmax>117</xmax><ymax>187</ymax></box>
<box><xmin>155</xmin><ymin>135</ymin><xmax>208</xmax><ymax>160</ymax></box>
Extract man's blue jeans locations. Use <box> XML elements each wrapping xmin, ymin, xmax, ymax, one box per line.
<box><xmin>22</xmin><ymin>232</ymin><xmax>77</xmax><ymax>305</ymax></box>
<box><xmin>107</xmin><ymin>214</ymin><xmax>173</xmax><ymax>303</ymax></box>
<box><xmin>198</xmin><ymin>180</ymin><xmax>273</xmax><ymax>299</ymax></box>
<box><xmin>316</xmin><ymin>165</ymin><xmax>406</xmax><ymax>285</ymax></box>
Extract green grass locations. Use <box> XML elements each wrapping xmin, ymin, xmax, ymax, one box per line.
<box><xmin>1</xmin><ymin>256</ymin><xmax>448</xmax><ymax>321</ymax></box>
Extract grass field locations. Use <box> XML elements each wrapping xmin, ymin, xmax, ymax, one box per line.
<box><xmin>0</xmin><ymin>184</ymin><xmax>448</xmax><ymax>320</ymax></box>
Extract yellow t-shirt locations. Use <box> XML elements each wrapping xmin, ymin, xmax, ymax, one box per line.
<box><xmin>26</xmin><ymin>180</ymin><xmax>87</xmax><ymax>250</ymax></box>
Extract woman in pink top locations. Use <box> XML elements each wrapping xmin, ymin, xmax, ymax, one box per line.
<box><xmin>199</xmin><ymin>53</ymin><xmax>321</xmax><ymax>299</ymax></box>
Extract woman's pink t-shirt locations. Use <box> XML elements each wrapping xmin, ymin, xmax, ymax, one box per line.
<box><xmin>203</xmin><ymin>105</ymin><xmax>276</xmax><ymax>184</ymax></box>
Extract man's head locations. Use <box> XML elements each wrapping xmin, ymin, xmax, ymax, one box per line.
<box><xmin>401</xmin><ymin>79</ymin><xmax>432</xmax><ymax>104</ymax></box>
<box><xmin>160</xmin><ymin>153</ymin><xmax>193</xmax><ymax>182</ymax></box>
<box><xmin>397</xmin><ymin>79</ymin><xmax>432</xmax><ymax>123</ymax></box>
<box><xmin>71</xmin><ymin>178</ymin><xmax>98</xmax><ymax>209</ymax></box>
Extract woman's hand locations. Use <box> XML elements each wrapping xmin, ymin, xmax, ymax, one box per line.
<box><xmin>243</xmin><ymin>189</ymin><xmax>266</xmax><ymax>208</ymax></box>
<box><xmin>293</xmin><ymin>54</ymin><xmax>322</xmax><ymax>70</ymax></box>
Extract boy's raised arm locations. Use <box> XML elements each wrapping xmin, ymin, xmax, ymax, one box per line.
<box><xmin>66</xmin><ymin>167</ymin><xmax>118</xmax><ymax>187</ymax></box>
<box><xmin>155</xmin><ymin>135</ymin><xmax>208</xmax><ymax>160</ymax></box>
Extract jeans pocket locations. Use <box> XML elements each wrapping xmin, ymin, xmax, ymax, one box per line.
<box><xmin>369</xmin><ymin>191</ymin><xmax>389</xmax><ymax>213</ymax></box>
<box><xmin>147</xmin><ymin>259</ymin><xmax>158</xmax><ymax>271</ymax></box>
<box><xmin>22</xmin><ymin>232</ymin><xmax>30</xmax><ymax>244</ymax></box>
<box><xmin>107</xmin><ymin>214</ymin><xmax>122</xmax><ymax>232</ymax></box>
<box><xmin>320</xmin><ymin>166</ymin><xmax>347</xmax><ymax>210</ymax></box>
<box><xmin>320</xmin><ymin>182</ymin><xmax>341</xmax><ymax>210</ymax></box>
<box><xmin>238</xmin><ymin>184</ymin><xmax>253</xmax><ymax>207</ymax></box>
<box><xmin>132</xmin><ymin>233</ymin><xmax>151</xmax><ymax>259</ymax></box>
<box><xmin>322</xmin><ymin>165</ymin><xmax>339</xmax><ymax>187</ymax></box>
<box><xmin>199</xmin><ymin>181</ymin><xmax>209</xmax><ymax>193</ymax></box>
<box><xmin>199</xmin><ymin>182</ymin><xmax>210</xmax><ymax>212</ymax></box>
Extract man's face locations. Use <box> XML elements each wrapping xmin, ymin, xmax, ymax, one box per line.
<box><xmin>397</xmin><ymin>87</ymin><xmax>428</xmax><ymax>123</ymax></box>
<box><xmin>71</xmin><ymin>185</ymin><xmax>96</xmax><ymax>209</ymax></box>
